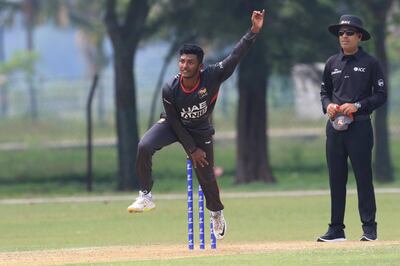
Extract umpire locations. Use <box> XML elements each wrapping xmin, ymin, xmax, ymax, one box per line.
<box><xmin>318</xmin><ymin>15</ymin><xmax>387</xmax><ymax>242</ymax></box>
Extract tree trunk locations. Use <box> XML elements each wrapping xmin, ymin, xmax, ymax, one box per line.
<box><xmin>27</xmin><ymin>24</ymin><xmax>38</xmax><ymax>119</ymax></box>
<box><xmin>114</xmin><ymin>46</ymin><xmax>139</xmax><ymax>190</ymax></box>
<box><xmin>236</xmin><ymin>37</ymin><xmax>276</xmax><ymax>183</ymax></box>
<box><xmin>0</xmin><ymin>86</ymin><xmax>7</xmax><ymax>116</ymax></box>
<box><xmin>369</xmin><ymin>1</ymin><xmax>394</xmax><ymax>182</ymax></box>
<box><xmin>105</xmin><ymin>0</ymin><xmax>149</xmax><ymax>190</ymax></box>
<box><xmin>23</xmin><ymin>0</ymin><xmax>38</xmax><ymax>119</ymax></box>
<box><xmin>0</xmin><ymin>26</ymin><xmax>7</xmax><ymax>116</ymax></box>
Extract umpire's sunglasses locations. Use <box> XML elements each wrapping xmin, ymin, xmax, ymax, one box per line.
<box><xmin>338</xmin><ymin>30</ymin><xmax>357</xmax><ymax>37</ymax></box>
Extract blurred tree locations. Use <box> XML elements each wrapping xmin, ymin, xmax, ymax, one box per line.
<box><xmin>0</xmin><ymin>26</ymin><xmax>4</xmax><ymax>115</ymax></box>
<box><xmin>0</xmin><ymin>1</ymin><xmax>17</xmax><ymax>116</ymax></box>
<box><xmin>0</xmin><ymin>51</ymin><xmax>39</xmax><ymax>75</ymax></box>
<box><xmin>104</xmin><ymin>0</ymin><xmax>150</xmax><ymax>190</ymax></box>
<box><xmin>0</xmin><ymin>51</ymin><xmax>39</xmax><ymax>115</ymax></box>
<box><xmin>0</xmin><ymin>0</ymin><xmax>65</xmax><ymax>119</ymax></box>
<box><xmin>235</xmin><ymin>0</ymin><xmax>338</xmax><ymax>183</ymax></box>
<box><xmin>0</xmin><ymin>1</ymin><xmax>16</xmax><ymax>116</ymax></box>
<box><xmin>63</xmin><ymin>0</ymin><xmax>109</xmax><ymax>125</ymax></box>
<box><xmin>233</xmin><ymin>0</ymin><xmax>271</xmax><ymax>183</ymax></box>
<box><xmin>357</xmin><ymin>0</ymin><xmax>395</xmax><ymax>182</ymax></box>
<box><xmin>20</xmin><ymin>0</ymin><xmax>40</xmax><ymax>119</ymax></box>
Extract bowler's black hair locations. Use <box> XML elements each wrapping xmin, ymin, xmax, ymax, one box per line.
<box><xmin>179</xmin><ymin>44</ymin><xmax>204</xmax><ymax>63</ymax></box>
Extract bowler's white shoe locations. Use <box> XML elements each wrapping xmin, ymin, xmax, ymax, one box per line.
<box><xmin>210</xmin><ymin>210</ymin><xmax>227</xmax><ymax>240</ymax></box>
<box><xmin>127</xmin><ymin>191</ymin><xmax>155</xmax><ymax>213</ymax></box>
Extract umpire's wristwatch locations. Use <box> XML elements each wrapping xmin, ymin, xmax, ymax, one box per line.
<box><xmin>354</xmin><ymin>102</ymin><xmax>361</xmax><ymax>110</ymax></box>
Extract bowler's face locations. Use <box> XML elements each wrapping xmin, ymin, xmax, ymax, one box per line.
<box><xmin>179</xmin><ymin>54</ymin><xmax>202</xmax><ymax>79</ymax></box>
<box><xmin>339</xmin><ymin>26</ymin><xmax>362</xmax><ymax>53</ymax></box>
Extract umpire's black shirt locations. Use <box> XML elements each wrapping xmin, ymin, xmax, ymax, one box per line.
<box><xmin>320</xmin><ymin>47</ymin><xmax>387</xmax><ymax>116</ymax></box>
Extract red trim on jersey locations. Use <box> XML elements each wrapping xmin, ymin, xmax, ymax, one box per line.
<box><xmin>210</xmin><ymin>90</ymin><xmax>219</xmax><ymax>104</ymax></box>
<box><xmin>180</xmin><ymin>75</ymin><xmax>200</xmax><ymax>94</ymax></box>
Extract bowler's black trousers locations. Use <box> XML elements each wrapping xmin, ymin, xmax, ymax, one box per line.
<box><xmin>136</xmin><ymin>119</ymin><xmax>224</xmax><ymax>211</ymax></box>
<box><xmin>326</xmin><ymin>119</ymin><xmax>377</xmax><ymax>231</ymax></box>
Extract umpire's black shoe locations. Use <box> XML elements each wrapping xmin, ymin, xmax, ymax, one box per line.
<box><xmin>360</xmin><ymin>223</ymin><xmax>378</xmax><ymax>241</ymax></box>
<box><xmin>317</xmin><ymin>227</ymin><xmax>346</xmax><ymax>242</ymax></box>
<box><xmin>360</xmin><ymin>228</ymin><xmax>377</xmax><ymax>241</ymax></box>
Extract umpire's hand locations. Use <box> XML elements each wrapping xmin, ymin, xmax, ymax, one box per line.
<box><xmin>327</xmin><ymin>103</ymin><xmax>339</xmax><ymax>119</ymax></box>
<box><xmin>190</xmin><ymin>148</ymin><xmax>209</xmax><ymax>168</ymax></box>
<box><xmin>339</xmin><ymin>103</ymin><xmax>358</xmax><ymax>116</ymax></box>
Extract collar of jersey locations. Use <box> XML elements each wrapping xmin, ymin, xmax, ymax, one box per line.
<box><xmin>340</xmin><ymin>46</ymin><xmax>363</xmax><ymax>61</ymax></box>
<box><xmin>180</xmin><ymin>74</ymin><xmax>201</xmax><ymax>94</ymax></box>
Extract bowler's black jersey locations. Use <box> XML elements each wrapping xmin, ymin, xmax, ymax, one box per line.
<box><xmin>162</xmin><ymin>30</ymin><xmax>258</xmax><ymax>153</ymax></box>
<box><xmin>320</xmin><ymin>47</ymin><xmax>387</xmax><ymax>115</ymax></box>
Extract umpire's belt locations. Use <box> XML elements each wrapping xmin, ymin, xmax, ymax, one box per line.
<box><xmin>354</xmin><ymin>114</ymin><xmax>370</xmax><ymax>121</ymax></box>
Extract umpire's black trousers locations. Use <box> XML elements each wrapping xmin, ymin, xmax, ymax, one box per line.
<box><xmin>135</xmin><ymin>118</ymin><xmax>224</xmax><ymax>211</ymax></box>
<box><xmin>326</xmin><ymin>119</ymin><xmax>377</xmax><ymax>231</ymax></box>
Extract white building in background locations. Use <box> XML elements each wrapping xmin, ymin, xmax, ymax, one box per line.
<box><xmin>292</xmin><ymin>63</ymin><xmax>325</xmax><ymax>120</ymax></box>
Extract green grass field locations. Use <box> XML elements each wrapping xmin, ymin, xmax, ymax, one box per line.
<box><xmin>1</xmin><ymin>118</ymin><xmax>400</xmax><ymax>264</ymax></box>
<box><xmin>1</xmin><ymin>193</ymin><xmax>399</xmax><ymax>264</ymax></box>
<box><xmin>85</xmin><ymin>247</ymin><xmax>400</xmax><ymax>266</ymax></box>
<box><xmin>1</xmin><ymin>134</ymin><xmax>400</xmax><ymax>198</ymax></box>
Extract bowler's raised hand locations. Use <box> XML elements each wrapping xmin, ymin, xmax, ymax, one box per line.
<box><xmin>251</xmin><ymin>9</ymin><xmax>265</xmax><ymax>33</ymax></box>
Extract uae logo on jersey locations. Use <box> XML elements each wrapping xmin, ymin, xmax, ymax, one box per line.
<box><xmin>198</xmin><ymin>87</ymin><xmax>208</xmax><ymax>99</ymax></box>
<box><xmin>181</xmin><ymin>101</ymin><xmax>208</xmax><ymax>119</ymax></box>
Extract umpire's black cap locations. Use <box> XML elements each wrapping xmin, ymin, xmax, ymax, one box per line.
<box><xmin>328</xmin><ymin>14</ymin><xmax>371</xmax><ymax>41</ymax></box>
